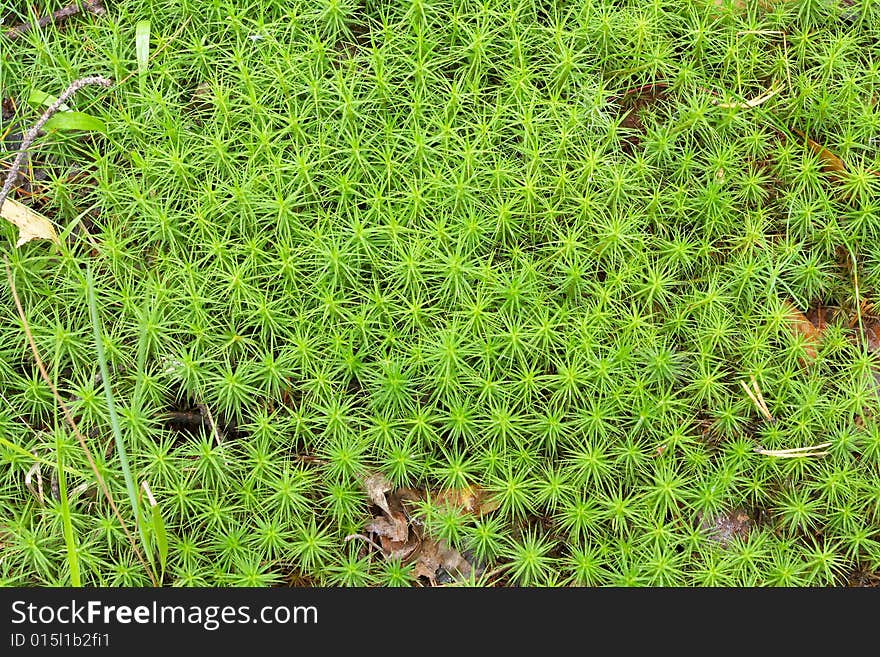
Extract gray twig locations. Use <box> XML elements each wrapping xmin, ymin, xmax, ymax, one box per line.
<box><xmin>4</xmin><ymin>1</ymin><xmax>106</xmax><ymax>41</ymax></box>
<box><xmin>0</xmin><ymin>75</ymin><xmax>112</xmax><ymax>213</ymax></box>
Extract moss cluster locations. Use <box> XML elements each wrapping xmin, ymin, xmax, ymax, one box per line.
<box><xmin>2</xmin><ymin>0</ymin><xmax>880</xmax><ymax>585</ymax></box>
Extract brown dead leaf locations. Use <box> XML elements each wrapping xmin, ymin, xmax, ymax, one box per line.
<box><xmin>378</xmin><ymin>532</ymin><xmax>420</xmax><ymax>561</ymax></box>
<box><xmin>394</xmin><ymin>487</ymin><xmax>424</xmax><ymax>506</ymax></box>
<box><xmin>432</xmin><ymin>485</ymin><xmax>501</xmax><ymax>516</ymax></box>
<box><xmin>0</xmin><ymin>198</ymin><xmax>59</xmax><ymax>247</ymax></box>
<box><xmin>863</xmin><ymin>319</ymin><xmax>880</xmax><ymax>353</ymax></box>
<box><xmin>186</xmin><ymin>81</ymin><xmax>213</xmax><ymax>124</ymax></box>
<box><xmin>616</xmin><ymin>83</ymin><xmax>670</xmax><ymax>153</ymax></box>
<box><xmin>365</xmin><ymin>511</ymin><xmax>409</xmax><ymax>544</ymax></box>
<box><xmin>793</xmin><ymin>129</ymin><xmax>846</xmax><ymax>179</ymax></box>
<box><xmin>357</xmin><ymin>477</ymin><xmax>486</xmax><ymax>584</ymax></box>
<box><xmin>805</xmin><ymin>303</ymin><xmax>830</xmax><ymax>334</ymax></box>
<box><xmin>848</xmin><ymin>569</ymin><xmax>880</xmax><ymax>588</ymax></box>
<box><xmin>1</xmin><ymin>97</ymin><xmax>15</xmax><ymax>121</ymax></box>
<box><xmin>363</xmin><ymin>472</ymin><xmax>393</xmax><ymax>517</ymax></box>
<box><xmin>784</xmin><ymin>300</ymin><xmax>821</xmax><ymax>361</ymax></box>
<box><xmin>362</xmin><ymin>472</ymin><xmax>417</xmax><ymax>559</ymax></box>
<box><xmin>413</xmin><ymin>538</ymin><xmax>473</xmax><ymax>585</ymax></box>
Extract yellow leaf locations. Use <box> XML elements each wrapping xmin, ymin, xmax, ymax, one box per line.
<box><xmin>0</xmin><ymin>198</ymin><xmax>59</xmax><ymax>247</ymax></box>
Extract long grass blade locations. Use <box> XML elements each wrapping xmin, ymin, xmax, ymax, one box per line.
<box><xmin>85</xmin><ymin>263</ymin><xmax>153</xmax><ymax>579</ymax></box>
<box><xmin>55</xmin><ymin>432</ymin><xmax>81</xmax><ymax>586</ymax></box>
<box><xmin>142</xmin><ymin>481</ymin><xmax>168</xmax><ymax>583</ymax></box>
<box><xmin>5</xmin><ymin>257</ymin><xmax>155</xmax><ymax>585</ymax></box>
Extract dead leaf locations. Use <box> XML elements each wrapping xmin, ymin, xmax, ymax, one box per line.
<box><xmin>432</xmin><ymin>485</ymin><xmax>501</xmax><ymax>515</ymax></box>
<box><xmin>863</xmin><ymin>318</ymin><xmax>880</xmax><ymax>353</ymax></box>
<box><xmin>25</xmin><ymin>460</ymin><xmax>44</xmax><ymax>505</ymax></box>
<box><xmin>1</xmin><ymin>97</ymin><xmax>15</xmax><ymax>120</ymax></box>
<box><xmin>375</xmin><ymin>530</ymin><xmax>420</xmax><ymax>561</ymax></box>
<box><xmin>793</xmin><ymin>129</ymin><xmax>846</xmax><ymax>178</ymax></box>
<box><xmin>616</xmin><ymin>83</ymin><xmax>670</xmax><ymax>153</ymax></box>
<box><xmin>805</xmin><ymin>303</ymin><xmax>829</xmax><ymax>334</ymax></box>
<box><xmin>365</xmin><ymin>511</ymin><xmax>408</xmax><ymax>544</ymax></box>
<box><xmin>357</xmin><ymin>477</ymin><xmax>485</xmax><ymax>585</ymax></box>
<box><xmin>0</xmin><ymin>198</ymin><xmax>58</xmax><ymax>247</ymax></box>
<box><xmin>363</xmin><ymin>472</ymin><xmax>393</xmax><ymax>517</ymax></box>
<box><xmin>394</xmin><ymin>486</ymin><xmax>424</xmax><ymax>506</ymax></box>
<box><xmin>413</xmin><ymin>538</ymin><xmax>473</xmax><ymax>585</ymax></box>
<box><xmin>186</xmin><ymin>81</ymin><xmax>213</xmax><ymax>124</ymax></box>
<box><xmin>848</xmin><ymin>569</ymin><xmax>880</xmax><ymax>588</ymax></box>
<box><xmin>362</xmin><ymin>472</ymin><xmax>414</xmax><ymax>559</ymax></box>
<box><xmin>784</xmin><ymin>300</ymin><xmax>820</xmax><ymax>361</ymax></box>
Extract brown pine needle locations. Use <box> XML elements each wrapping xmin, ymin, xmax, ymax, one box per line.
<box><xmin>754</xmin><ymin>442</ymin><xmax>832</xmax><ymax>458</ymax></box>
<box><xmin>750</xmin><ymin>375</ymin><xmax>773</xmax><ymax>421</ymax></box>
<box><xmin>5</xmin><ymin>257</ymin><xmax>156</xmax><ymax>585</ymax></box>
<box><xmin>713</xmin><ymin>84</ymin><xmax>781</xmax><ymax>110</ymax></box>
<box><xmin>740</xmin><ymin>378</ymin><xmax>773</xmax><ymax>422</ymax></box>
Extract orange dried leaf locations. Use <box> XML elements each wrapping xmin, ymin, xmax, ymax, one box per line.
<box><xmin>784</xmin><ymin>300</ymin><xmax>820</xmax><ymax>361</ymax></box>
<box><xmin>793</xmin><ymin>129</ymin><xmax>846</xmax><ymax>177</ymax></box>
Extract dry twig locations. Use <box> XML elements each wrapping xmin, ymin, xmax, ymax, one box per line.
<box><xmin>0</xmin><ymin>76</ymin><xmax>112</xmax><ymax>214</ymax></box>
<box><xmin>4</xmin><ymin>1</ymin><xmax>106</xmax><ymax>41</ymax></box>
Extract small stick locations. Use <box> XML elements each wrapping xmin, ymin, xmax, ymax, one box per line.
<box><xmin>0</xmin><ymin>75</ymin><xmax>112</xmax><ymax>214</ymax></box>
<box><xmin>196</xmin><ymin>401</ymin><xmax>230</xmax><ymax>467</ymax></box>
<box><xmin>344</xmin><ymin>533</ymin><xmax>385</xmax><ymax>555</ymax></box>
<box><xmin>4</xmin><ymin>1</ymin><xmax>106</xmax><ymax>41</ymax></box>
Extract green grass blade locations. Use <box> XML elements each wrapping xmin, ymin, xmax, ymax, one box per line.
<box><xmin>141</xmin><ymin>481</ymin><xmax>167</xmax><ymax>583</ymax></box>
<box><xmin>136</xmin><ymin>20</ymin><xmax>151</xmax><ymax>76</ymax></box>
<box><xmin>151</xmin><ymin>503</ymin><xmax>168</xmax><ymax>581</ymax></box>
<box><xmin>85</xmin><ymin>264</ymin><xmax>152</xmax><ymax>577</ymax></box>
<box><xmin>27</xmin><ymin>89</ymin><xmax>70</xmax><ymax>111</ymax></box>
<box><xmin>55</xmin><ymin>432</ymin><xmax>80</xmax><ymax>587</ymax></box>
<box><xmin>0</xmin><ymin>436</ymin><xmax>87</xmax><ymax>478</ymax></box>
<box><xmin>43</xmin><ymin>111</ymin><xmax>107</xmax><ymax>134</ymax></box>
